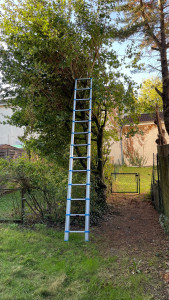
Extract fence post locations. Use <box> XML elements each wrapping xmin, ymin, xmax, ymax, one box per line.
<box><xmin>21</xmin><ymin>189</ymin><xmax>25</xmax><ymax>224</ymax></box>
<box><xmin>153</xmin><ymin>153</ymin><xmax>154</xmax><ymax>184</ymax></box>
<box><xmin>139</xmin><ymin>174</ymin><xmax>140</xmax><ymax>194</ymax></box>
<box><xmin>136</xmin><ymin>174</ymin><xmax>138</xmax><ymax>193</ymax></box>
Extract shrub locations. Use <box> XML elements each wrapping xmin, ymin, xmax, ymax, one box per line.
<box><xmin>0</xmin><ymin>157</ymin><xmax>104</xmax><ymax>225</ymax></box>
<box><xmin>0</xmin><ymin>157</ymin><xmax>67</xmax><ymax>223</ymax></box>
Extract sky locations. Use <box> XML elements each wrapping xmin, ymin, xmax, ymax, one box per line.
<box><xmin>108</xmin><ymin>5</ymin><xmax>162</xmax><ymax>85</ymax></box>
<box><xmin>113</xmin><ymin>40</ymin><xmax>161</xmax><ymax>85</ymax></box>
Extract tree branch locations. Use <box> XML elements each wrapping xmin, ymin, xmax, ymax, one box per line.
<box><xmin>92</xmin><ymin>112</ymin><xmax>100</xmax><ymax>130</ymax></box>
<box><xmin>140</xmin><ymin>0</ymin><xmax>161</xmax><ymax>48</ymax></box>
<box><xmin>101</xmin><ymin>108</ymin><xmax>107</xmax><ymax>128</ymax></box>
<box><xmin>151</xmin><ymin>46</ymin><xmax>160</xmax><ymax>51</ymax></box>
<box><xmin>155</xmin><ymin>87</ymin><xmax>163</xmax><ymax>98</ymax></box>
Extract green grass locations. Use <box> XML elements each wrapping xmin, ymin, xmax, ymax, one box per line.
<box><xmin>0</xmin><ymin>167</ymin><xmax>161</xmax><ymax>299</ymax></box>
<box><xmin>0</xmin><ymin>224</ymin><xmax>159</xmax><ymax>300</ymax></box>
<box><xmin>112</xmin><ymin>166</ymin><xmax>152</xmax><ymax>194</ymax></box>
<box><xmin>0</xmin><ymin>191</ymin><xmax>21</xmax><ymax>220</ymax></box>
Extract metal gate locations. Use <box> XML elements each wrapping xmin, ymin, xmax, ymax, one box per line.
<box><xmin>111</xmin><ymin>173</ymin><xmax>140</xmax><ymax>194</ymax></box>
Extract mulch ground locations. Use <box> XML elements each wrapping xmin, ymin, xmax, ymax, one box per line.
<box><xmin>92</xmin><ymin>193</ymin><xmax>169</xmax><ymax>299</ymax></box>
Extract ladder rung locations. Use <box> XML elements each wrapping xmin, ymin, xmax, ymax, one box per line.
<box><xmin>76</xmin><ymin>98</ymin><xmax>90</xmax><ymax>101</ymax></box>
<box><xmin>70</xmin><ymin>156</ymin><xmax>88</xmax><ymax>159</ymax></box>
<box><xmin>72</xmin><ymin>170</ymin><xmax>88</xmax><ymax>172</ymax></box>
<box><xmin>70</xmin><ymin>184</ymin><xmax>86</xmax><ymax>186</ymax></box>
<box><xmin>75</xmin><ymin>109</ymin><xmax>90</xmax><ymax>112</ymax></box>
<box><xmin>72</xmin><ymin>144</ymin><xmax>89</xmax><ymax>146</ymax></box>
<box><xmin>74</xmin><ymin>120</ymin><xmax>91</xmax><ymax>123</ymax></box>
<box><xmin>68</xmin><ymin>183</ymin><xmax>90</xmax><ymax>186</ymax></box>
<box><xmin>73</xmin><ymin>132</ymin><xmax>88</xmax><ymax>135</ymax></box>
<box><xmin>65</xmin><ymin>230</ymin><xmax>89</xmax><ymax>233</ymax></box>
<box><xmin>69</xmin><ymin>231</ymin><xmax>85</xmax><ymax>233</ymax></box>
<box><xmin>76</xmin><ymin>88</ymin><xmax>90</xmax><ymax>91</ymax></box>
<box><xmin>67</xmin><ymin>214</ymin><xmax>86</xmax><ymax>216</ymax></box>
<box><xmin>71</xmin><ymin>198</ymin><xmax>86</xmax><ymax>200</ymax></box>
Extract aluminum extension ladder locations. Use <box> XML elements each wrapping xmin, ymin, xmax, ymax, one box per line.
<box><xmin>64</xmin><ymin>78</ymin><xmax>92</xmax><ymax>242</ymax></box>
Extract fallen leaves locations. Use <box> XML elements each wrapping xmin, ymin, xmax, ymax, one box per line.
<box><xmin>161</xmin><ymin>271</ymin><xmax>169</xmax><ymax>284</ymax></box>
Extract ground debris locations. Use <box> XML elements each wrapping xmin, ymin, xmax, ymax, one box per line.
<box><xmin>92</xmin><ymin>193</ymin><xmax>169</xmax><ymax>299</ymax></box>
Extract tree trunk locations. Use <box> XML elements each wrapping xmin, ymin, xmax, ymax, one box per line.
<box><xmin>97</xmin><ymin>127</ymin><xmax>104</xmax><ymax>182</ymax></box>
<box><xmin>94</xmin><ymin>126</ymin><xmax>107</xmax><ymax>209</ymax></box>
<box><xmin>159</xmin><ymin>0</ymin><xmax>169</xmax><ymax>135</ymax></box>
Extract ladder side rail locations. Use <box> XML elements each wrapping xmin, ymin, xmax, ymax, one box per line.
<box><xmin>85</xmin><ymin>78</ymin><xmax>92</xmax><ymax>242</ymax></box>
<box><xmin>64</xmin><ymin>79</ymin><xmax>77</xmax><ymax>241</ymax></box>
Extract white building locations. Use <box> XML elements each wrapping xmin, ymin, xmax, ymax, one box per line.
<box><xmin>0</xmin><ymin>103</ymin><xmax>24</xmax><ymax>147</ymax></box>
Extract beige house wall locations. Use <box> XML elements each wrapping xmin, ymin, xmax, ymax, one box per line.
<box><xmin>109</xmin><ymin>139</ymin><xmax>122</xmax><ymax>165</ymax></box>
<box><xmin>109</xmin><ymin>121</ymin><xmax>169</xmax><ymax>166</ymax></box>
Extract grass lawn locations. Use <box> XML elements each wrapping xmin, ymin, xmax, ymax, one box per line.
<box><xmin>0</xmin><ymin>224</ymin><xmax>161</xmax><ymax>300</ymax></box>
<box><xmin>112</xmin><ymin>166</ymin><xmax>152</xmax><ymax>194</ymax></box>
<box><xmin>0</xmin><ymin>191</ymin><xmax>21</xmax><ymax>220</ymax></box>
<box><xmin>0</xmin><ymin>167</ymin><xmax>161</xmax><ymax>299</ymax></box>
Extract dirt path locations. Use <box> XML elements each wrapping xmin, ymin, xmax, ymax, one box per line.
<box><xmin>92</xmin><ymin>193</ymin><xmax>169</xmax><ymax>299</ymax></box>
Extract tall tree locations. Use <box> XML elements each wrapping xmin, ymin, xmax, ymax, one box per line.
<box><xmin>0</xmin><ymin>0</ymin><xmax>136</xmax><ymax>204</ymax></box>
<box><xmin>113</xmin><ymin>0</ymin><xmax>169</xmax><ymax>135</ymax></box>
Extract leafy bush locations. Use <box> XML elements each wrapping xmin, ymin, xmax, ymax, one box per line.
<box><xmin>0</xmin><ymin>157</ymin><xmax>67</xmax><ymax>223</ymax></box>
<box><xmin>0</xmin><ymin>157</ymin><xmax>105</xmax><ymax>225</ymax></box>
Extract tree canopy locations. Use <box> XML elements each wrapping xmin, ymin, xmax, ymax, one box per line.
<box><xmin>113</xmin><ymin>0</ymin><xmax>169</xmax><ymax>134</ymax></box>
<box><xmin>0</xmin><ymin>2</ymin><xmax>136</xmax><ymax>150</ymax></box>
<box><xmin>0</xmin><ymin>0</ymin><xmax>139</xmax><ymax>205</ymax></box>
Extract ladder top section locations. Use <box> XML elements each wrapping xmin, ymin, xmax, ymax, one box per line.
<box><xmin>75</xmin><ymin>78</ymin><xmax>92</xmax><ymax>81</ymax></box>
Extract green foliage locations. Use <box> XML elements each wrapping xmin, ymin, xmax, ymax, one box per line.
<box><xmin>0</xmin><ymin>0</ymin><xmax>141</xmax><ymax>211</ymax></box>
<box><xmin>138</xmin><ymin>77</ymin><xmax>163</xmax><ymax>113</ymax></box>
<box><xmin>0</xmin><ymin>157</ymin><xmax>105</xmax><ymax>224</ymax></box>
<box><xmin>0</xmin><ymin>0</ymin><xmax>138</xmax><ymax>164</ymax></box>
<box><xmin>0</xmin><ymin>157</ymin><xmax>67</xmax><ymax>223</ymax></box>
